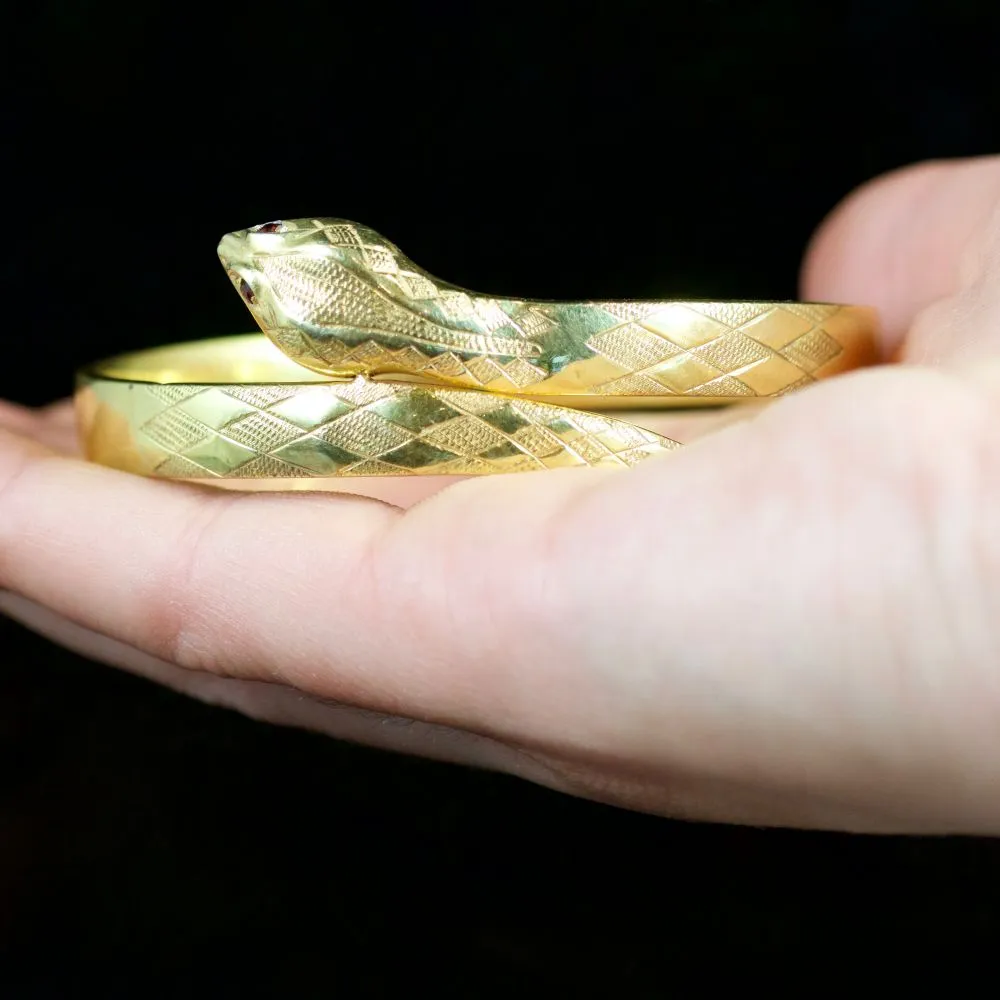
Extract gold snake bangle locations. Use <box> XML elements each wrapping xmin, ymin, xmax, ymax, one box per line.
<box><xmin>74</xmin><ymin>218</ymin><xmax>880</xmax><ymax>481</ymax></box>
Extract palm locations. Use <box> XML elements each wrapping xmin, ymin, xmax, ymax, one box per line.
<box><xmin>3</xmin><ymin>157</ymin><xmax>999</xmax><ymax>833</ymax></box>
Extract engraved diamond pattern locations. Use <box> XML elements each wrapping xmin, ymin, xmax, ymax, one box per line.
<box><xmin>116</xmin><ymin>376</ymin><xmax>676</xmax><ymax>479</ymax></box>
<box><xmin>238</xmin><ymin>221</ymin><xmax>874</xmax><ymax>400</ymax></box>
<box><xmin>318</xmin><ymin>408</ymin><xmax>415</xmax><ymax>457</ymax></box>
<box><xmin>581</xmin><ymin>304</ymin><xmax>857</xmax><ymax>397</ymax></box>
<box><xmin>781</xmin><ymin>328</ymin><xmax>843</xmax><ymax>373</ymax></box>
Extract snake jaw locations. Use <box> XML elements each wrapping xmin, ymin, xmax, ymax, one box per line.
<box><xmin>217</xmin><ymin>229</ymin><xmax>286</xmax><ymax>336</ymax></box>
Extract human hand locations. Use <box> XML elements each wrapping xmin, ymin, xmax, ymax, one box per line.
<box><xmin>2</xmin><ymin>155</ymin><xmax>999</xmax><ymax>834</ymax></box>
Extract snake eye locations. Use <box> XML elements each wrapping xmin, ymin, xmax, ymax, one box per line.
<box><xmin>254</xmin><ymin>221</ymin><xmax>284</xmax><ymax>234</ymax></box>
<box><xmin>238</xmin><ymin>278</ymin><xmax>256</xmax><ymax>305</ymax></box>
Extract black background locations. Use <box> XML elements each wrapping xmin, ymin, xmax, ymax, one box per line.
<box><xmin>3</xmin><ymin>0</ymin><xmax>1000</xmax><ymax>993</ymax></box>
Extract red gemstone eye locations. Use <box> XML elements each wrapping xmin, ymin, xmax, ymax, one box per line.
<box><xmin>256</xmin><ymin>221</ymin><xmax>283</xmax><ymax>234</ymax></box>
<box><xmin>239</xmin><ymin>278</ymin><xmax>256</xmax><ymax>305</ymax></box>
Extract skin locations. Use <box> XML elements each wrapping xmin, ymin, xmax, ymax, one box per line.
<box><xmin>2</xmin><ymin>155</ymin><xmax>999</xmax><ymax>835</ymax></box>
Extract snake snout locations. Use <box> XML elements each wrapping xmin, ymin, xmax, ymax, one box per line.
<box><xmin>217</xmin><ymin>229</ymin><xmax>250</xmax><ymax>271</ymax></box>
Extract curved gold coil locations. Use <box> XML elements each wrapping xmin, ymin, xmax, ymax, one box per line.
<box><xmin>74</xmin><ymin>219</ymin><xmax>879</xmax><ymax>481</ymax></box>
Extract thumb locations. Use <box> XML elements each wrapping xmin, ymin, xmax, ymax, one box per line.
<box><xmin>905</xmin><ymin>179</ymin><xmax>1000</xmax><ymax>367</ymax></box>
<box><xmin>801</xmin><ymin>155</ymin><xmax>1000</xmax><ymax>359</ymax></box>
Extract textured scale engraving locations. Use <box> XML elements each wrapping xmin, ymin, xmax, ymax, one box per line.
<box><xmin>693</xmin><ymin>333</ymin><xmax>771</xmax><ymax>371</ymax></box>
<box><xmin>780</xmin><ymin>328</ymin><xmax>843</xmax><ymax>372</ymax></box>
<box><xmin>217</xmin><ymin>219</ymin><xmax>879</xmax><ymax>401</ymax></box>
<box><xmin>98</xmin><ymin>376</ymin><xmax>678</xmax><ymax>479</ymax></box>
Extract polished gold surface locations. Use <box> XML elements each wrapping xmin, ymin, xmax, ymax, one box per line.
<box><xmin>218</xmin><ymin>218</ymin><xmax>879</xmax><ymax>402</ymax></box>
<box><xmin>77</xmin><ymin>336</ymin><xmax>679</xmax><ymax>479</ymax></box>
<box><xmin>75</xmin><ymin>218</ymin><xmax>879</xmax><ymax>481</ymax></box>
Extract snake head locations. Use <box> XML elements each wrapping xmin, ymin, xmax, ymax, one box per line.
<box><xmin>217</xmin><ymin>217</ymin><xmax>433</xmax><ymax>374</ymax></box>
<box><xmin>217</xmin><ymin>218</ymin><xmax>350</xmax><ymax>335</ymax></box>
<box><xmin>217</xmin><ymin>217</ymin><xmax>545</xmax><ymax>378</ymax></box>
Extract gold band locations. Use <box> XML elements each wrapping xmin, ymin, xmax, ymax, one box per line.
<box><xmin>75</xmin><ymin>335</ymin><xmax>680</xmax><ymax>479</ymax></box>
<box><xmin>74</xmin><ymin>218</ymin><xmax>881</xmax><ymax>481</ymax></box>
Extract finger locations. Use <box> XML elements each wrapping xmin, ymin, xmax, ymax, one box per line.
<box><xmin>801</xmin><ymin>155</ymin><xmax>1000</xmax><ymax>357</ymax></box>
<box><xmin>0</xmin><ymin>399</ymin><xmax>80</xmax><ymax>455</ymax></box>
<box><xmin>0</xmin><ymin>589</ymin><xmax>530</xmax><ymax>774</ymax></box>
<box><xmin>0</xmin><ymin>425</ymin><xmax>595</xmax><ymax>734</ymax></box>
<box><xmin>904</xmin><ymin>186</ymin><xmax>1000</xmax><ymax>365</ymax></box>
<box><xmin>0</xmin><ymin>400</ymin><xmax>37</xmax><ymax>431</ymax></box>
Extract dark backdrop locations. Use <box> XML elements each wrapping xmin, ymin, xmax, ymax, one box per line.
<box><xmin>3</xmin><ymin>1</ymin><xmax>1000</xmax><ymax>993</ymax></box>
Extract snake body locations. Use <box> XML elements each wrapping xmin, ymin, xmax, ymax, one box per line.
<box><xmin>217</xmin><ymin>218</ymin><xmax>877</xmax><ymax>404</ymax></box>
